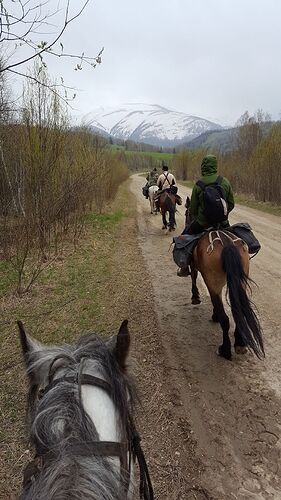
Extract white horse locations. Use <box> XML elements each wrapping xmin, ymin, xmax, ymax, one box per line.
<box><xmin>148</xmin><ymin>185</ymin><xmax>159</xmax><ymax>214</ymax></box>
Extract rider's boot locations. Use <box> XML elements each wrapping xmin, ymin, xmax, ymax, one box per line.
<box><xmin>177</xmin><ymin>266</ymin><xmax>191</xmax><ymax>277</ymax></box>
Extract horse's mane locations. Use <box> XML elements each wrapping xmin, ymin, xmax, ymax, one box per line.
<box><xmin>21</xmin><ymin>334</ymin><xmax>136</xmax><ymax>500</ymax></box>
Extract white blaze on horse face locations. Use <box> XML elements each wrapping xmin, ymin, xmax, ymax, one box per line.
<box><xmin>81</xmin><ymin>385</ymin><xmax>120</xmax><ymax>442</ymax></box>
<box><xmin>81</xmin><ymin>384</ymin><xmax>135</xmax><ymax>498</ymax></box>
<box><xmin>80</xmin><ymin>359</ymin><xmax>120</xmax><ymax>441</ymax></box>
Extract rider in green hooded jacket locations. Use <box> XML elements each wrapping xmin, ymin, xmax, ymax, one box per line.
<box><xmin>186</xmin><ymin>154</ymin><xmax>234</xmax><ymax>233</ymax></box>
<box><xmin>177</xmin><ymin>154</ymin><xmax>235</xmax><ymax>276</ymax></box>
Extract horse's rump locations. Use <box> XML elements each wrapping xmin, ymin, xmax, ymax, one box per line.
<box><xmin>186</xmin><ymin>228</ymin><xmax>263</xmax><ymax>360</ymax></box>
<box><xmin>148</xmin><ymin>185</ymin><xmax>159</xmax><ymax>196</ymax></box>
<box><xmin>194</xmin><ymin>230</ymin><xmax>249</xmax><ymax>279</ymax></box>
<box><xmin>159</xmin><ymin>191</ymin><xmax>176</xmax><ymax>210</ymax></box>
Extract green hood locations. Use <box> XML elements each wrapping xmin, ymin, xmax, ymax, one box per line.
<box><xmin>201</xmin><ymin>155</ymin><xmax>218</xmax><ymax>176</ymax></box>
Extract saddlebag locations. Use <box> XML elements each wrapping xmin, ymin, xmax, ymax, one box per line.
<box><xmin>142</xmin><ymin>185</ymin><xmax>149</xmax><ymax>197</ymax></box>
<box><xmin>227</xmin><ymin>222</ymin><xmax>261</xmax><ymax>255</ymax></box>
<box><xmin>172</xmin><ymin>233</ymin><xmax>203</xmax><ymax>268</ymax></box>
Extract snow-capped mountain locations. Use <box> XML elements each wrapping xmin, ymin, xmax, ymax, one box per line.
<box><xmin>82</xmin><ymin>103</ymin><xmax>222</xmax><ymax>147</ymax></box>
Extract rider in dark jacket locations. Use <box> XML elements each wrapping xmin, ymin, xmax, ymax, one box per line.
<box><xmin>185</xmin><ymin>155</ymin><xmax>234</xmax><ymax>234</ymax></box>
<box><xmin>177</xmin><ymin>155</ymin><xmax>235</xmax><ymax>276</ymax></box>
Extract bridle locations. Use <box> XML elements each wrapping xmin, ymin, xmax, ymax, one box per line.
<box><xmin>23</xmin><ymin>372</ymin><xmax>154</xmax><ymax>500</ymax></box>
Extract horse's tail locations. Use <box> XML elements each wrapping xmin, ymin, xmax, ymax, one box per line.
<box><xmin>164</xmin><ymin>194</ymin><xmax>175</xmax><ymax>214</ymax></box>
<box><xmin>221</xmin><ymin>244</ymin><xmax>264</xmax><ymax>359</ymax></box>
<box><xmin>165</xmin><ymin>194</ymin><xmax>176</xmax><ymax>227</ymax></box>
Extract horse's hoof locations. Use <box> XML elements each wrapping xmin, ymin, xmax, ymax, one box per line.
<box><xmin>217</xmin><ymin>345</ymin><xmax>232</xmax><ymax>360</ymax></box>
<box><xmin>235</xmin><ymin>346</ymin><xmax>248</xmax><ymax>355</ymax></box>
<box><xmin>212</xmin><ymin>314</ymin><xmax>219</xmax><ymax>323</ymax></box>
<box><xmin>162</xmin><ymin>225</ymin><xmax>166</xmax><ymax>230</ymax></box>
<box><xmin>191</xmin><ymin>297</ymin><xmax>201</xmax><ymax>305</ymax></box>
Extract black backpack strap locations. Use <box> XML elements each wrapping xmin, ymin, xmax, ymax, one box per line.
<box><xmin>216</xmin><ymin>175</ymin><xmax>223</xmax><ymax>185</ymax></box>
<box><xmin>196</xmin><ymin>180</ymin><xmax>205</xmax><ymax>191</ymax></box>
<box><xmin>163</xmin><ymin>172</ymin><xmax>171</xmax><ymax>186</ymax></box>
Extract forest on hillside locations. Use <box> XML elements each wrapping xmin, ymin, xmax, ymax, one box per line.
<box><xmin>173</xmin><ymin>111</ymin><xmax>281</xmax><ymax>205</ymax></box>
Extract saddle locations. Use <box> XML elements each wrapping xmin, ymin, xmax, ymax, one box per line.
<box><xmin>173</xmin><ymin>222</ymin><xmax>261</xmax><ymax>269</ymax></box>
<box><xmin>155</xmin><ymin>190</ymin><xmax>182</xmax><ymax>205</ymax></box>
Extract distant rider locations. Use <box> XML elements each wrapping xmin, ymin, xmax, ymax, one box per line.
<box><xmin>143</xmin><ymin>167</ymin><xmax>158</xmax><ymax>198</ymax></box>
<box><xmin>147</xmin><ymin>167</ymin><xmax>159</xmax><ymax>186</ymax></box>
<box><xmin>157</xmin><ymin>163</ymin><xmax>176</xmax><ymax>192</ymax></box>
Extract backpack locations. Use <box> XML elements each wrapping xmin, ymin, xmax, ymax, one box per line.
<box><xmin>196</xmin><ymin>176</ymin><xmax>228</xmax><ymax>225</ymax></box>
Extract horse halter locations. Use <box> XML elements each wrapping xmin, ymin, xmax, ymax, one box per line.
<box><xmin>23</xmin><ymin>371</ymin><xmax>154</xmax><ymax>500</ymax></box>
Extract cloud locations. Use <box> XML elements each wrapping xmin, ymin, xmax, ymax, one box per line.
<box><xmin>9</xmin><ymin>0</ymin><xmax>281</xmax><ymax>125</ymax></box>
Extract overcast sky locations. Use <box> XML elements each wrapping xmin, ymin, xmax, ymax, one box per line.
<box><xmin>9</xmin><ymin>0</ymin><xmax>281</xmax><ymax>126</ymax></box>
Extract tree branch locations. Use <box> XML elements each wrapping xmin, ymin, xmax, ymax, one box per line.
<box><xmin>7</xmin><ymin>67</ymin><xmax>76</xmax><ymax>106</ymax></box>
<box><xmin>0</xmin><ymin>0</ymin><xmax>93</xmax><ymax>74</ymax></box>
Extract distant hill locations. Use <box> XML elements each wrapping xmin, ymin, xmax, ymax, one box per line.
<box><xmin>185</xmin><ymin>121</ymin><xmax>275</xmax><ymax>152</ymax></box>
<box><xmin>82</xmin><ymin>103</ymin><xmax>223</xmax><ymax>147</ymax></box>
<box><xmin>185</xmin><ymin>128</ymin><xmax>235</xmax><ymax>152</ymax></box>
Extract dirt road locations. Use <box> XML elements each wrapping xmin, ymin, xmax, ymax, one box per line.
<box><xmin>131</xmin><ymin>174</ymin><xmax>281</xmax><ymax>500</ymax></box>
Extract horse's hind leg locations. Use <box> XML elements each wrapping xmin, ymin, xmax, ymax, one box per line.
<box><xmin>168</xmin><ymin>207</ymin><xmax>176</xmax><ymax>231</ymax></box>
<box><xmin>234</xmin><ymin>327</ymin><xmax>247</xmax><ymax>354</ymax></box>
<box><xmin>211</xmin><ymin>293</ymin><xmax>231</xmax><ymax>360</ymax></box>
<box><xmin>162</xmin><ymin>211</ymin><xmax>167</xmax><ymax>229</ymax></box>
<box><xmin>191</xmin><ymin>264</ymin><xmax>201</xmax><ymax>305</ymax></box>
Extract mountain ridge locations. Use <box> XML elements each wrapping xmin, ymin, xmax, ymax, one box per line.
<box><xmin>82</xmin><ymin>103</ymin><xmax>223</xmax><ymax>147</ymax></box>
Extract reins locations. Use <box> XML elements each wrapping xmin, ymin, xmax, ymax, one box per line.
<box><xmin>23</xmin><ymin>372</ymin><xmax>154</xmax><ymax>500</ymax></box>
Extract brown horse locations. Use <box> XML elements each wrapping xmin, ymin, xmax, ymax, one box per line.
<box><xmin>185</xmin><ymin>196</ymin><xmax>264</xmax><ymax>360</ymax></box>
<box><xmin>158</xmin><ymin>191</ymin><xmax>176</xmax><ymax>231</ymax></box>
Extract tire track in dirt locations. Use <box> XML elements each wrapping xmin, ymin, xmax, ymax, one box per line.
<box><xmin>131</xmin><ymin>175</ymin><xmax>281</xmax><ymax>500</ymax></box>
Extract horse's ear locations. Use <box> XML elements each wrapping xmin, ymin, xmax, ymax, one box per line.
<box><xmin>114</xmin><ymin>320</ymin><xmax>130</xmax><ymax>372</ymax></box>
<box><xmin>17</xmin><ymin>321</ymin><xmax>43</xmax><ymax>374</ymax></box>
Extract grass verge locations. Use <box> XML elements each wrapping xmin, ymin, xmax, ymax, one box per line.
<box><xmin>234</xmin><ymin>194</ymin><xmax>281</xmax><ymax>217</ymax></box>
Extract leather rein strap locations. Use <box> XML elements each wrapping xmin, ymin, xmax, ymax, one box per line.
<box><xmin>23</xmin><ymin>373</ymin><xmax>154</xmax><ymax>500</ymax></box>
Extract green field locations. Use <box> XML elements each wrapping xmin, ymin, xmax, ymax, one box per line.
<box><xmin>110</xmin><ymin>144</ymin><xmax>175</xmax><ymax>162</ymax></box>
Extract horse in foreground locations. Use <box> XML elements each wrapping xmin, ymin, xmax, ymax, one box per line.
<box><xmin>148</xmin><ymin>185</ymin><xmax>159</xmax><ymax>214</ymax></box>
<box><xmin>18</xmin><ymin>320</ymin><xmax>153</xmax><ymax>500</ymax></box>
<box><xmin>185</xmin><ymin>197</ymin><xmax>264</xmax><ymax>361</ymax></box>
<box><xmin>158</xmin><ymin>191</ymin><xmax>176</xmax><ymax>232</ymax></box>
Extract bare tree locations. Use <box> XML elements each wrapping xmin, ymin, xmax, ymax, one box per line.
<box><xmin>235</xmin><ymin>111</ymin><xmax>265</xmax><ymax>161</ymax></box>
<box><xmin>0</xmin><ymin>0</ymin><xmax>102</xmax><ymax>97</ymax></box>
